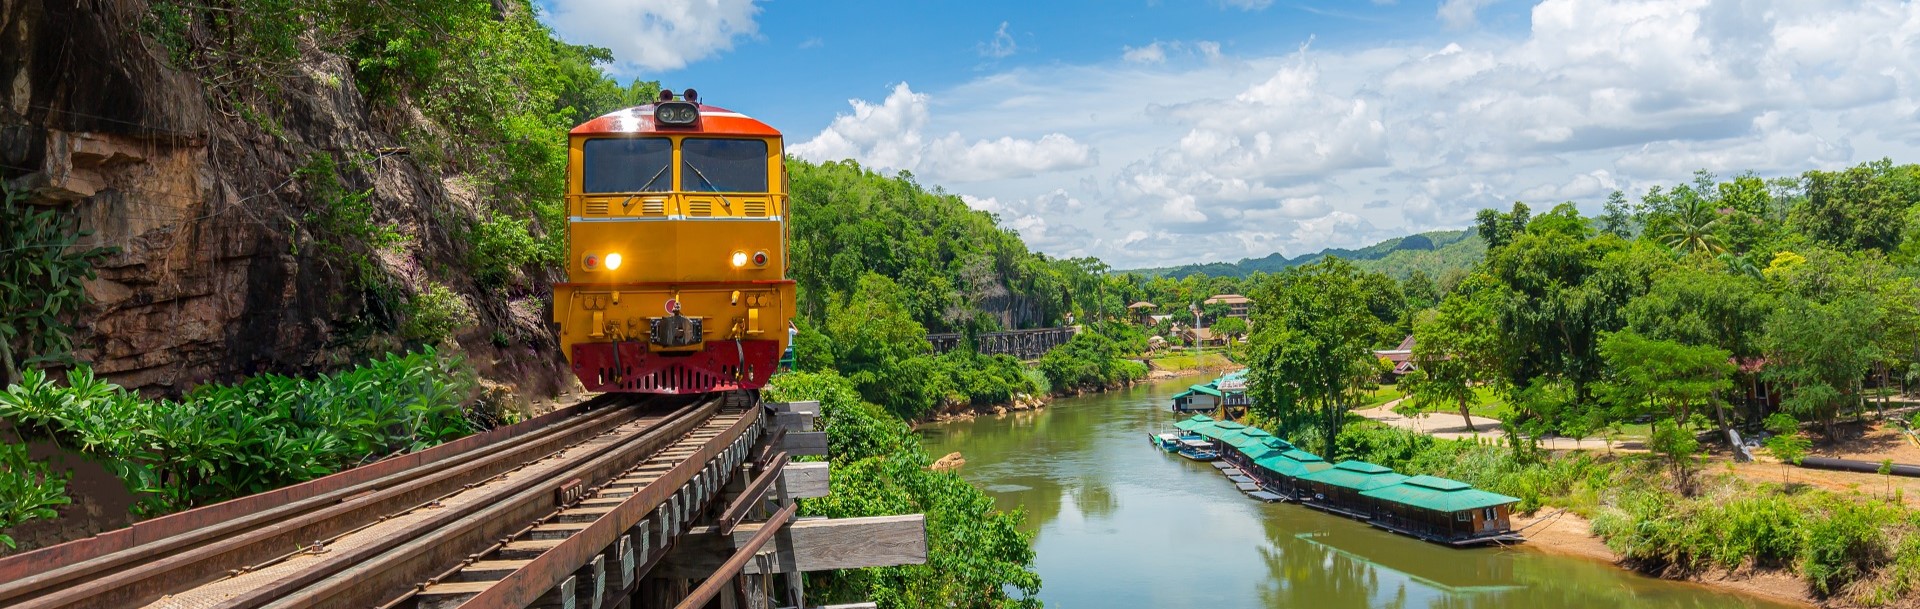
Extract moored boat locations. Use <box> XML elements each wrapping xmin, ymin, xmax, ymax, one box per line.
<box><xmin>1176</xmin><ymin>438</ymin><xmax>1220</xmax><ymax>461</ymax></box>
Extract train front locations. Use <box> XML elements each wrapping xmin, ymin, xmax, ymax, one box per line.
<box><xmin>554</xmin><ymin>91</ymin><xmax>794</xmax><ymax>394</ymax></box>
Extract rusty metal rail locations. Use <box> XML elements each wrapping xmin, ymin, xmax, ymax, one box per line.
<box><xmin>0</xmin><ymin>390</ymin><xmax>810</xmax><ymax>609</ymax></box>
<box><xmin>0</xmin><ymin>393</ymin><xmax>667</xmax><ymax>609</ymax></box>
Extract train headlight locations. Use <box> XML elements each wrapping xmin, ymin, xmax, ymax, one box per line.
<box><xmin>605</xmin><ymin>253</ymin><xmax>623</xmax><ymax>270</ymax></box>
<box><xmin>731</xmin><ymin>251</ymin><xmax>748</xmax><ymax>268</ymax></box>
<box><xmin>654</xmin><ymin>101</ymin><xmax>699</xmax><ymax>126</ymax></box>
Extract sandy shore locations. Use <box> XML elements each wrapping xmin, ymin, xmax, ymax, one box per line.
<box><xmin>1511</xmin><ymin>512</ymin><xmax>1818</xmax><ymax>608</ymax></box>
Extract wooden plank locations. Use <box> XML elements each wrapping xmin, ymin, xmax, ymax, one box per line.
<box><xmin>782</xmin><ymin>431</ymin><xmax>828</xmax><ymax>457</ymax></box>
<box><xmin>783</xmin><ymin>462</ymin><xmax>830</xmax><ymax>499</ymax></box>
<box><xmin>657</xmin><ymin>515</ymin><xmax>926</xmax><ymax>576</ymax></box>
<box><xmin>771</xmin><ymin>401</ymin><xmax>819</xmax><ymax>416</ymax></box>
<box><xmin>772</xmin><ymin>411</ymin><xmax>815</xmax><ymax>432</ymax></box>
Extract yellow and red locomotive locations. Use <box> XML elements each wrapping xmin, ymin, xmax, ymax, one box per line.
<box><xmin>553</xmin><ymin>90</ymin><xmax>794</xmax><ymax>394</ymax></box>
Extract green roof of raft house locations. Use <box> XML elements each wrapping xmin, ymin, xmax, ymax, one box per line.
<box><xmin>1158</xmin><ymin>414</ymin><xmax>1522</xmax><ymax>545</ymax></box>
<box><xmin>1300</xmin><ymin>461</ymin><xmax>1409</xmax><ymax>492</ymax></box>
<box><xmin>1362</xmin><ymin>475</ymin><xmax>1524</xmax><ymax>545</ymax></box>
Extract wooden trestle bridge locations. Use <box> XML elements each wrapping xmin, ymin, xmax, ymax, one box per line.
<box><xmin>927</xmin><ymin>326</ymin><xmax>1079</xmax><ymax>360</ymax></box>
<box><xmin>0</xmin><ymin>393</ymin><xmax>924</xmax><ymax>609</ymax></box>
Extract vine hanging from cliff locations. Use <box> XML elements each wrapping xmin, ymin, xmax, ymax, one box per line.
<box><xmin>0</xmin><ymin>183</ymin><xmax>115</xmax><ymax>385</ymax></box>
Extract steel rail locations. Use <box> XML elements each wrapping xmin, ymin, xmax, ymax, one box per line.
<box><xmin>448</xmin><ymin>396</ymin><xmax>763</xmax><ymax>609</ymax></box>
<box><xmin>198</xmin><ymin>395</ymin><xmax>721</xmax><ymax>607</ymax></box>
<box><xmin>0</xmin><ymin>394</ymin><xmax>651</xmax><ymax>609</ymax></box>
<box><xmin>673</xmin><ymin>502</ymin><xmax>798</xmax><ymax>609</ymax></box>
<box><xmin>224</xmin><ymin>397</ymin><xmax>736</xmax><ymax>609</ymax></box>
<box><xmin>717</xmin><ymin>451</ymin><xmax>789</xmax><ymax>535</ymax></box>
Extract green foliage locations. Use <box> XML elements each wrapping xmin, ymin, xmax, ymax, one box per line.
<box><xmin>1035</xmin><ymin>332</ymin><xmax>1145</xmax><ymax>395</ymax></box>
<box><xmin>469</xmin><ymin>212</ymin><xmax>546</xmax><ymax>287</ymax></box>
<box><xmin>1764</xmin><ymin>413</ymin><xmax>1811</xmax><ymax>484</ymax></box>
<box><xmin>1246</xmin><ymin>258</ymin><xmax>1388</xmax><ymax>452</ymax></box>
<box><xmin>0</xmin><ymin>442</ymin><xmax>70</xmax><ymax>550</ymax></box>
<box><xmin>297</xmin><ymin>153</ymin><xmax>405</xmax><ymax>286</ymax></box>
<box><xmin>0</xmin><ymin>183</ymin><xmax>115</xmax><ymax>385</ymax></box>
<box><xmin>790</xmin><ymin>160</ymin><xmax>1103</xmax><ymax>330</ymax></box>
<box><xmin>399</xmin><ymin>283</ymin><xmax>475</xmax><ymax>344</ymax></box>
<box><xmin>0</xmin><ymin>350</ymin><xmax>473</xmax><ymax>514</ymax></box>
<box><xmin>766</xmin><ymin>372</ymin><xmax>1040</xmax><ymax>609</ymax></box>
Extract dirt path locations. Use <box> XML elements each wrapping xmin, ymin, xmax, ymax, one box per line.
<box><xmin>1353</xmin><ymin>399</ymin><xmax>1613</xmax><ymax>450</ymax></box>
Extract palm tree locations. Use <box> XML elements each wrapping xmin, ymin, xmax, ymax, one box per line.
<box><xmin>1658</xmin><ymin>199</ymin><xmax>1727</xmax><ymax>255</ymax></box>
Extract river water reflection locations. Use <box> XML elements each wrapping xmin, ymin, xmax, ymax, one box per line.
<box><xmin>917</xmin><ymin>378</ymin><xmax>1799</xmax><ymax>609</ymax></box>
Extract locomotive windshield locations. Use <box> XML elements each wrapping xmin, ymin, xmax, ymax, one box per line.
<box><xmin>681</xmin><ymin>138</ymin><xmax>769</xmax><ymax>193</ymax></box>
<box><xmin>582</xmin><ymin>137</ymin><xmax>672</xmax><ymax>193</ymax></box>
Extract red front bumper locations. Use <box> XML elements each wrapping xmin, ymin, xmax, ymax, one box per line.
<box><xmin>571</xmin><ymin>340</ymin><xmax>781</xmax><ymax>394</ymax></box>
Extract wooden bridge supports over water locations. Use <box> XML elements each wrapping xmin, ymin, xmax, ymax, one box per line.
<box><xmin>928</xmin><ymin>327</ymin><xmax>1079</xmax><ymax>360</ymax></box>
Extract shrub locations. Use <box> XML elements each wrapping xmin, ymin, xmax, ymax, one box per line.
<box><xmin>0</xmin><ymin>349</ymin><xmax>474</xmax><ymax>514</ymax></box>
<box><xmin>765</xmin><ymin>371</ymin><xmax>1040</xmax><ymax>609</ymax></box>
<box><xmin>400</xmin><ymin>283</ymin><xmax>475</xmax><ymax>344</ymax></box>
<box><xmin>0</xmin><ymin>442</ymin><xmax>69</xmax><ymax>550</ymax></box>
<box><xmin>1037</xmin><ymin>332</ymin><xmax>1145</xmax><ymax>394</ymax></box>
<box><xmin>1802</xmin><ymin>498</ymin><xmax>1896</xmax><ymax>596</ymax></box>
<box><xmin>469</xmin><ymin>212</ymin><xmax>542</xmax><ymax>286</ymax></box>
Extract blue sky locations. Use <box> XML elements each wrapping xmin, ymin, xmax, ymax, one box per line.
<box><xmin>539</xmin><ymin>0</ymin><xmax>1920</xmax><ymax>268</ymax></box>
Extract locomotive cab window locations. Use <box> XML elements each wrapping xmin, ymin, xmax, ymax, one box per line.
<box><xmin>582</xmin><ymin>138</ymin><xmax>672</xmax><ymax>193</ymax></box>
<box><xmin>681</xmin><ymin>138</ymin><xmax>769</xmax><ymax>193</ymax></box>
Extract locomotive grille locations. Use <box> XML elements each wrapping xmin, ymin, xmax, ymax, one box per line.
<box><xmin>584</xmin><ymin>201</ymin><xmax>609</xmax><ymax>215</ymax></box>
<box><xmin>642</xmin><ymin>200</ymin><xmax>665</xmax><ymax>215</ymax></box>
<box><xmin>687</xmin><ymin>201</ymin><xmax>714</xmax><ymax>217</ymax></box>
<box><xmin>743</xmin><ymin>201</ymin><xmax>768</xmax><ymax>217</ymax></box>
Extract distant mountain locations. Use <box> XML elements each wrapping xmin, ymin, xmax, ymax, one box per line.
<box><xmin>1127</xmin><ymin>229</ymin><xmax>1486</xmax><ymax>280</ymax></box>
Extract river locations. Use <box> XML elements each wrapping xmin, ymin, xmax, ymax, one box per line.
<box><xmin>917</xmin><ymin>378</ymin><xmax>1799</xmax><ymax>609</ymax></box>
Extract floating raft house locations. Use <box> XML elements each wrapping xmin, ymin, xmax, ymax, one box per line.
<box><xmin>1160</xmin><ymin>414</ymin><xmax>1521</xmax><ymax>547</ymax></box>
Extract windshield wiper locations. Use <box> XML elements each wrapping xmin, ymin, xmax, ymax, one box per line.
<box><xmin>682</xmin><ymin>161</ymin><xmax>735</xmax><ymax>213</ymax></box>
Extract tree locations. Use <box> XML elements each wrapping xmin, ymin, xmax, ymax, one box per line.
<box><xmin>1597</xmin><ymin>330</ymin><xmax>1735</xmax><ymax>428</ymax></box>
<box><xmin>1246</xmin><ymin>258</ymin><xmax>1389</xmax><ymax>452</ymax></box>
<box><xmin>1649</xmin><ymin>419</ymin><xmax>1702</xmax><ymax>491</ymax></box>
<box><xmin>1209</xmin><ymin>316</ymin><xmax>1248</xmax><ymax>340</ymax></box>
<box><xmin>1654</xmin><ymin>196</ymin><xmax>1727</xmax><ymax>256</ymax></box>
<box><xmin>1600</xmin><ymin>190</ymin><xmax>1634</xmax><ymax>238</ymax></box>
<box><xmin>1762</xmin><ymin>412</ymin><xmax>1810</xmax><ymax>484</ymax></box>
<box><xmin>1761</xmin><ymin>294</ymin><xmax>1884</xmax><ymax>437</ymax></box>
<box><xmin>1403</xmin><ymin>274</ymin><xmax>1505</xmax><ymax>432</ymax></box>
<box><xmin>1474</xmin><ymin>202</ymin><xmax>1531</xmax><ymax>251</ymax></box>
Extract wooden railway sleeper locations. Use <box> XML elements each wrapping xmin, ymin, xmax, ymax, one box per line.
<box><xmin>409</xmin><ymin>404</ymin><xmax>756</xmax><ymax>609</ymax></box>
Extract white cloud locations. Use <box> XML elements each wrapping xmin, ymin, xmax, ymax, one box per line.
<box><xmin>802</xmin><ymin>0</ymin><xmax>1920</xmax><ymax>268</ymax></box>
<box><xmin>980</xmin><ymin>21</ymin><xmax>1017</xmax><ymax>58</ymax></box>
<box><xmin>1123</xmin><ymin>42</ymin><xmax>1168</xmax><ymax>64</ymax></box>
<box><xmin>1438</xmin><ymin>0</ymin><xmax>1499</xmax><ymax>29</ymax></box>
<box><xmin>545</xmin><ymin>0</ymin><xmax>760</xmax><ymax>72</ymax></box>
<box><xmin>790</xmin><ymin>83</ymin><xmax>1097</xmax><ymax>183</ymax></box>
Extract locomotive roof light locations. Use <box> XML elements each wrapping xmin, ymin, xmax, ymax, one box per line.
<box><xmin>731</xmin><ymin>251</ymin><xmax>749</xmax><ymax>268</ymax></box>
<box><xmin>654</xmin><ymin>99</ymin><xmax>699</xmax><ymax>126</ymax></box>
<box><xmin>605</xmin><ymin>253</ymin><xmax>623</xmax><ymax>270</ymax></box>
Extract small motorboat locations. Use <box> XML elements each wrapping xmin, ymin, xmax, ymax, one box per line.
<box><xmin>1151</xmin><ymin>432</ymin><xmax>1184</xmax><ymax>452</ymax></box>
<box><xmin>1177</xmin><ymin>438</ymin><xmax>1220</xmax><ymax>461</ymax></box>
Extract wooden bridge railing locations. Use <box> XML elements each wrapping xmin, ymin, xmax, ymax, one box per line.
<box><xmin>927</xmin><ymin>326</ymin><xmax>1079</xmax><ymax>360</ymax></box>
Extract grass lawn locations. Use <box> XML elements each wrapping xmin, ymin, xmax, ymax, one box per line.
<box><xmin>1149</xmin><ymin>352</ymin><xmax>1236</xmax><ymax>372</ymax></box>
<box><xmin>1396</xmin><ymin>385</ymin><xmax>1505</xmax><ymax>419</ymax></box>
<box><xmin>1357</xmin><ymin>384</ymin><xmax>1404</xmax><ymax>408</ymax></box>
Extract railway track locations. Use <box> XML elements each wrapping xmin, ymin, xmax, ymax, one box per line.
<box><xmin>0</xmin><ymin>391</ymin><xmax>772</xmax><ymax>609</ymax></box>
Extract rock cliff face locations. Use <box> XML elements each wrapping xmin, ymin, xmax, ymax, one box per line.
<box><xmin>0</xmin><ymin>0</ymin><xmax>571</xmax><ymax>398</ymax></box>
